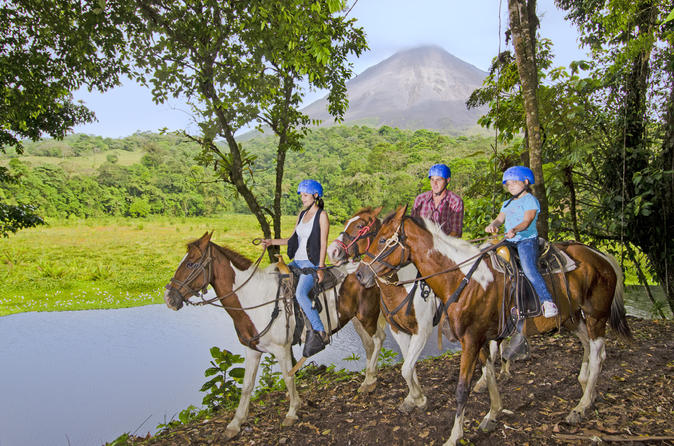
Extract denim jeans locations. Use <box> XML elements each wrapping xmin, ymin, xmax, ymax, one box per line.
<box><xmin>289</xmin><ymin>259</ymin><xmax>325</xmax><ymax>332</ymax></box>
<box><xmin>512</xmin><ymin>237</ymin><xmax>553</xmax><ymax>304</ymax></box>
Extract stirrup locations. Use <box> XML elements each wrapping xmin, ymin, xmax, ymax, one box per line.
<box><xmin>501</xmin><ymin>331</ymin><xmax>530</xmax><ymax>362</ymax></box>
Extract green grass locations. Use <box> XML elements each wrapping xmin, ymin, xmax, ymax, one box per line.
<box><xmin>0</xmin><ymin>215</ymin><xmax>299</xmax><ymax>316</ymax></box>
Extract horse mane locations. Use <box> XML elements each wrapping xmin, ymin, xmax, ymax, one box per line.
<box><xmin>417</xmin><ymin>218</ymin><xmax>494</xmax><ymax>290</ymax></box>
<box><xmin>187</xmin><ymin>238</ymin><xmax>253</xmax><ymax>271</ymax></box>
<box><xmin>355</xmin><ymin>207</ymin><xmax>379</xmax><ymax>217</ymax></box>
<box><xmin>211</xmin><ymin>243</ymin><xmax>254</xmax><ymax>270</ymax></box>
<box><xmin>379</xmin><ymin>211</ymin><xmax>425</xmax><ymax>228</ymax></box>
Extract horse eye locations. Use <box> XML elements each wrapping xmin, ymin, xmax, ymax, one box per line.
<box><xmin>379</xmin><ymin>238</ymin><xmax>386</xmax><ymax>244</ymax></box>
<box><xmin>186</xmin><ymin>262</ymin><xmax>198</xmax><ymax>269</ymax></box>
<box><xmin>356</xmin><ymin>224</ymin><xmax>364</xmax><ymax>229</ymax></box>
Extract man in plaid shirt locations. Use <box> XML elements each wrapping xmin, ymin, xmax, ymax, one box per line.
<box><xmin>411</xmin><ymin>163</ymin><xmax>464</xmax><ymax>237</ymax></box>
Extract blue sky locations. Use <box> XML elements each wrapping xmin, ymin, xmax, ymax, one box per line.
<box><xmin>72</xmin><ymin>0</ymin><xmax>586</xmax><ymax>138</ymax></box>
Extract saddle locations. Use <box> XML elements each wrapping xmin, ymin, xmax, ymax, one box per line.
<box><xmin>484</xmin><ymin>239</ymin><xmax>577</xmax><ymax>339</ymax></box>
<box><xmin>275</xmin><ymin>256</ymin><xmax>346</xmax><ymax>348</ymax></box>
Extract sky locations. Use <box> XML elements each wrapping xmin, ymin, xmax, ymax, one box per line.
<box><xmin>72</xmin><ymin>0</ymin><xmax>587</xmax><ymax>138</ymax></box>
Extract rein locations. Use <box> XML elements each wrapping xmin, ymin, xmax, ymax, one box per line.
<box><xmin>362</xmin><ymin>217</ymin><xmax>506</xmax><ymax>286</ymax></box>
<box><xmin>166</xmin><ymin>241</ymin><xmax>272</xmax><ymax>310</ymax></box>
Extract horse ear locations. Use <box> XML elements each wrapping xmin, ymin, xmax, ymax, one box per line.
<box><xmin>395</xmin><ymin>204</ymin><xmax>407</xmax><ymax>220</ymax></box>
<box><xmin>372</xmin><ymin>206</ymin><xmax>383</xmax><ymax>217</ymax></box>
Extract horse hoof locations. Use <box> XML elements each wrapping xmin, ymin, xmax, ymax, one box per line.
<box><xmin>565</xmin><ymin>410</ymin><xmax>582</xmax><ymax>425</ymax></box>
<box><xmin>473</xmin><ymin>379</ymin><xmax>487</xmax><ymax>393</ymax></box>
<box><xmin>281</xmin><ymin>415</ymin><xmax>298</xmax><ymax>427</ymax></box>
<box><xmin>479</xmin><ymin>418</ymin><xmax>498</xmax><ymax>432</ymax></box>
<box><xmin>357</xmin><ymin>381</ymin><xmax>377</xmax><ymax>394</ymax></box>
<box><xmin>223</xmin><ymin>427</ymin><xmax>240</xmax><ymax>441</ymax></box>
<box><xmin>398</xmin><ymin>400</ymin><xmax>415</xmax><ymax>414</ymax></box>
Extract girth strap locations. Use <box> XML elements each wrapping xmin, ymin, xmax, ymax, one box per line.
<box><xmin>433</xmin><ymin>252</ymin><xmax>488</xmax><ymax>326</ymax></box>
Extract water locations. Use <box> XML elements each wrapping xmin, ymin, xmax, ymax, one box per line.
<box><xmin>0</xmin><ymin>303</ymin><xmax>455</xmax><ymax>446</ymax></box>
<box><xmin>0</xmin><ymin>286</ymin><xmax>667</xmax><ymax>446</ymax></box>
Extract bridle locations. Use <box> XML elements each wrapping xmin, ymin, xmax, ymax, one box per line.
<box><xmin>165</xmin><ymin>243</ymin><xmax>214</xmax><ymax>304</ymax></box>
<box><xmin>361</xmin><ymin>218</ymin><xmax>410</xmax><ymax>281</ymax></box>
<box><xmin>362</xmin><ymin>217</ymin><xmax>507</xmax><ymax>286</ymax></box>
<box><xmin>334</xmin><ymin>218</ymin><xmax>380</xmax><ymax>261</ymax></box>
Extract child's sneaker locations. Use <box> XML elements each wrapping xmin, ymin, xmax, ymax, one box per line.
<box><xmin>542</xmin><ymin>301</ymin><xmax>558</xmax><ymax>318</ymax></box>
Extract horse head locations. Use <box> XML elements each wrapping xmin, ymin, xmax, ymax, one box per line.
<box><xmin>164</xmin><ymin>231</ymin><xmax>214</xmax><ymax>310</ymax></box>
<box><xmin>355</xmin><ymin>205</ymin><xmax>411</xmax><ymax>288</ymax></box>
<box><xmin>328</xmin><ymin>206</ymin><xmax>383</xmax><ymax>265</ymax></box>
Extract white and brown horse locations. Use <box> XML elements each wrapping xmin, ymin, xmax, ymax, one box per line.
<box><xmin>355</xmin><ymin>205</ymin><xmax>632</xmax><ymax>446</ymax></box>
<box><xmin>164</xmin><ymin>232</ymin><xmax>385</xmax><ymax>440</ymax></box>
<box><xmin>328</xmin><ymin>207</ymin><xmax>493</xmax><ymax>413</ymax></box>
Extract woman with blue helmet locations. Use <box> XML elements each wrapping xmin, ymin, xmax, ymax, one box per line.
<box><xmin>485</xmin><ymin>166</ymin><xmax>558</xmax><ymax>358</ymax></box>
<box><xmin>411</xmin><ymin>163</ymin><xmax>464</xmax><ymax>237</ymax></box>
<box><xmin>261</xmin><ymin>179</ymin><xmax>330</xmax><ymax>356</ymax></box>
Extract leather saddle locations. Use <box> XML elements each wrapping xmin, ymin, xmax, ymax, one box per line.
<box><xmin>485</xmin><ymin>239</ymin><xmax>576</xmax><ymax>339</ymax></box>
<box><xmin>275</xmin><ymin>256</ymin><xmax>346</xmax><ymax>345</ymax></box>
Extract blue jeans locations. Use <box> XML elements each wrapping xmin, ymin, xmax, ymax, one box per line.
<box><xmin>289</xmin><ymin>259</ymin><xmax>325</xmax><ymax>332</ymax></box>
<box><xmin>512</xmin><ymin>237</ymin><xmax>553</xmax><ymax>305</ymax></box>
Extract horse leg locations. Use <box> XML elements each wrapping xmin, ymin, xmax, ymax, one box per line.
<box><xmin>272</xmin><ymin>343</ymin><xmax>302</xmax><ymax>427</ymax></box>
<box><xmin>574</xmin><ymin>319</ymin><xmax>591</xmax><ymax>393</ymax></box>
<box><xmin>566</xmin><ymin>336</ymin><xmax>606</xmax><ymax>425</ymax></box>
<box><xmin>394</xmin><ymin>325</ymin><xmax>431</xmax><ymax>413</ymax></box>
<box><xmin>474</xmin><ymin>340</ymin><xmax>500</xmax><ymax>393</ymax></box>
<box><xmin>445</xmin><ymin>339</ymin><xmax>480</xmax><ymax>446</ymax></box>
<box><xmin>353</xmin><ymin>312</ymin><xmax>386</xmax><ymax>394</ymax></box>
<box><xmin>224</xmin><ymin>347</ymin><xmax>262</xmax><ymax>440</ymax></box>
<box><xmin>477</xmin><ymin>346</ymin><xmax>502</xmax><ymax>432</ymax></box>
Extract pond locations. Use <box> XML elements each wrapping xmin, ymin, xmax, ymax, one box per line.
<box><xmin>0</xmin><ymin>285</ymin><xmax>667</xmax><ymax>446</ymax></box>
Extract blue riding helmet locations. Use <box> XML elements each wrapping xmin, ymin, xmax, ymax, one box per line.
<box><xmin>428</xmin><ymin>163</ymin><xmax>451</xmax><ymax>179</ymax></box>
<box><xmin>502</xmin><ymin>166</ymin><xmax>535</xmax><ymax>184</ymax></box>
<box><xmin>297</xmin><ymin>179</ymin><xmax>323</xmax><ymax>197</ymax></box>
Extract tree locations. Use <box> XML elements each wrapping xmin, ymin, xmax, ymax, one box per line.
<box><xmin>554</xmin><ymin>0</ymin><xmax>674</xmax><ymax>311</ymax></box>
<box><xmin>1</xmin><ymin>0</ymin><xmax>134</xmax><ymax>234</ymax></box>
<box><xmin>128</xmin><ymin>0</ymin><xmax>366</xmax><ymax>259</ymax></box>
<box><xmin>506</xmin><ymin>0</ymin><xmax>550</xmax><ymax>238</ymax></box>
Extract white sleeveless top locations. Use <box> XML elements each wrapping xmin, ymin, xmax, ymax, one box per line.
<box><xmin>293</xmin><ymin>211</ymin><xmax>317</xmax><ymax>261</ymax></box>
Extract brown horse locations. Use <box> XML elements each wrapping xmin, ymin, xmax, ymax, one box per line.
<box><xmin>164</xmin><ymin>232</ymin><xmax>385</xmax><ymax>440</ymax></box>
<box><xmin>328</xmin><ymin>207</ymin><xmax>496</xmax><ymax>412</ymax></box>
<box><xmin>355</xmin><ymin>205</ymin><xmax>632</xmax><ymax>446</ymax></box>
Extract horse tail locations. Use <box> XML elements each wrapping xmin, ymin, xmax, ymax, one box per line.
<box><xmin>599</xmin><ymin>250</ymin><xmax>633</xmax><ymax>340</ymax></box>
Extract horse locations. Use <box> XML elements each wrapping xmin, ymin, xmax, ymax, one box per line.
<box><xmin>354</xmin><ymin>205</ymin><xmax>632</xmax><ymax>446</ymax></box>
<box><xmin>164</xmin><ymin>232</ymin><xmax>386</xmax><ymax>440</ymax></box>
<box><xmin>327</xmin><ymin>207</ymin><xmax>497</xmax><ymax>413</ymax></box>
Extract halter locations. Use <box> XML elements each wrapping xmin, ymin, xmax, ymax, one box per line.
<box><xmin>165</xmin><ymin>243</ymin><xmax>214</xmax><ymax>303</ymax></box>
<box><xmin>334</xmin><ymin>218</ymin><xmax>379</xmax><ymax>261</ymax></box>
<box><xmin>362</xmin><ymin>218</ymin><xmax>410</xmax><ymax>281</ymax></box>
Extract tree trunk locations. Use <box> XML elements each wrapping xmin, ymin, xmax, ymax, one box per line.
<box><xmin>563</xmin><ymin>165</ymin><xmax>580</xmax><ymax>241</ymax></box>
<box><xmin>507</xmin><ymin>0</ymin><xmax>549</xmax><ymax>238</ymax></box>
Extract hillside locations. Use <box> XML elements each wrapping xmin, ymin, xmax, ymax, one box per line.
<box><xmin>303</xmin><ymin>46</ymin><xmax>490</xmax><ymax>135</ymax></box>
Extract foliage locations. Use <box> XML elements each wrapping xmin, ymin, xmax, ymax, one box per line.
<box><xmin>155</xmin><ymin>405</ymin><xmax>205</xmax><ymax>432</ymax></box>
<box><xmin>126</xmin><ymin>0</ymin><xmax>368</xmax><ymax>260</ymax></box>
<box><xmin>377</xmin><ymin>347</ymin><xmax>400</xmax><ymax>368</ymax></box>
<box><xmin>0</xmin><ymin>0</ymin><xmax>133</xmax><ymax>152</ymax></box>
<box><xmin>254</xmin><ymin>355</ymin><xmax>285</xmax><ymax>398</ymax></box>
<box><xmin>200</xmin><ymin>347</ymin><xmax>245</xmax><ymax>411</ymax></box>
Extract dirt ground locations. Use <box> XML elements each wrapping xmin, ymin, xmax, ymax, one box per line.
<box><xmin>134</xmin><ymin>317</ymin><xmax>673</xmax><ymax>445</ymax></box>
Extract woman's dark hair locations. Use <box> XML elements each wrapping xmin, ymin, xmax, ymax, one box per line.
<box><xmin>314</xmin><ymin>194</ymin><xmax>324</xmax><ymax>209</ymax></box>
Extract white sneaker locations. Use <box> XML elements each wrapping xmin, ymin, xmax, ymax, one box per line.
<box><xmin>542</xmin><ymin>301</ymin><xmax>558</xmax><ymax>318</ymax></box>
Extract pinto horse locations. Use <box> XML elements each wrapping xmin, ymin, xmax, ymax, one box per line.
<box><xmin>355</xmin><ymin>205</ymin><xmax>632</xmax><ymax>446</ymax></box>
<box><xmin>328</xmin><ymin>207</ymin><xmax>493</xmax><ymax>412</ymax></box>
<box><xmin>164</xmin><ymin>232</ymin><xmax>385</xmax><ymax>440</ymax></box>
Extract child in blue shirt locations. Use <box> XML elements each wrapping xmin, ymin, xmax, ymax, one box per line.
<box><xmin>485</xmin><ymin>166</ymin><xmax>558</xmax><ymax>318</ymax></box>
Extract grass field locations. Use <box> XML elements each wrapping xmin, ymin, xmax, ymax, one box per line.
<box><xmin>0</xmin><ymin>215</ymin><xmax>298</xmax><ymax>316</ymax></box>
<box><xmin>1</xmin><ymin>215</ymin><xmax>670</xmax><ymax>318</ymax></box>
